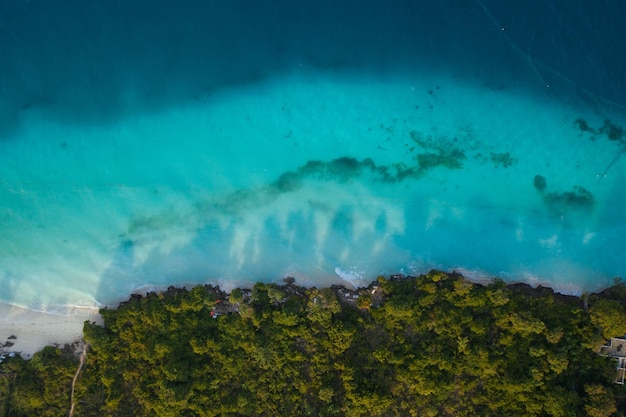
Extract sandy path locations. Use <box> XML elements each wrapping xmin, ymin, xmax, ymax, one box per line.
<box><xmin>69</xmin><ymin>342</ymin><xmax>88</xmax><ymax>417</ymax></box>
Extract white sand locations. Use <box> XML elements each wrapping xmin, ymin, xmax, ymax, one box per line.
<box><xmin>0</xmin><ymin>302</ymin><xmax>102</xmax><ymax>359</ymax></box>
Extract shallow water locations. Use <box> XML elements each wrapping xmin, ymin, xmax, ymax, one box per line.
<box><xmin>0</xmin><ymin>1</ymin><xmax>625</xmax><ymax>310</ymax></box>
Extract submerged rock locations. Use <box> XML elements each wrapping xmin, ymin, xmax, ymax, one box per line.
<box><xmin>490</xmin><ymin>152</ymin><xmax>516</xmax><ymax>168</ymax></box>
<box><xmin>545</xmin><ymin>185</ymin><xmax>594</xmax><ymax>207</ymax></box>
<box><xmin>533</xmin><ymin>174</ymin><xmax>593</xmax><ymax>216</ymax></box>
<box><xmin>533</xmin><ymin>174</ymin><xmax>547</xmax><ymax>192</ymax></box>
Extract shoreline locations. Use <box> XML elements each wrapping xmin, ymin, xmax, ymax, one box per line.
<box><xmin>0</xmin><ymin>302</ymin><xmax>102</xmax><ymax>359</ymax></box>
<box><xmin>0</xmin><ymin>270</ymin><xmax>608</xmax><ymax>359</ymax></box>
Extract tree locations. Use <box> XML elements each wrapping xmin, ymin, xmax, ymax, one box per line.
<box><xmin>590</xmin><ymin>298</ymin><xmax>626</xmax><ymax>339</ymax></box>
<box><xmin>584</xmin><ymin>384</ymin><xmax>617</xmax><ymax>417</ymax></box>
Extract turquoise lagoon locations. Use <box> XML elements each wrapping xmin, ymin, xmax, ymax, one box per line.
<box><xmin>0</xmin><ymin>1</ymin><xmax>625</xmax><ymax>311</ymax></box>
<box><xmin>2</xmin><ymin>70</ymin><xmax>625</xmax><ymax>310</ymax></box>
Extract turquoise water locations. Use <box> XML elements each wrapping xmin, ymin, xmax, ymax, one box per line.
<box><xmin>1</xmin><ymin>1</ymin><xmax>625</xmax><ymax>310</ymax></box>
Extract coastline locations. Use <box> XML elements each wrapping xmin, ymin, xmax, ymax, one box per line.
<box><xmin>0</xmin><ymin>270</ymin><xmax>605</xmax><ymax>359</ymax></box>
<box><xmin>0</xmin><ymin>302</ymin><xmax>102</xmax><ymax>359</ymax></box>
<box><xmin>2</xmin><ymin>270</ymin><xmax>621</xmax><ymax>415</ymax></box>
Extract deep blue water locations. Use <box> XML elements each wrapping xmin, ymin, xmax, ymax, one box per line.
<box><xmin>1</xmin><ymin>0</ymin><xmax>624</xmax><ymax>134</ymax></box>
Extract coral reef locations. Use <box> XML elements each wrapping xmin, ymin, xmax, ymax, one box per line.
<box><xmin>575</xmin><ymin>118</ymin><xmax>625</xmax><ymax>143</ymax></box>
<box><xmin>410</xmin><ymin>130</ymin><xmax>467</xmax><ymax>172</ymax></box>
<box><xmin>544</xmin><ymin>185</ymin><xmax>594</xmax><ymax>214</ymax></box>
<box><xmin>533</xmin><ymin>174</ymin><xmax>547</xmax><ymax>192</ymax></box>
<box><xmin>533</xmin><ymin>174</ymin><xmax>594</xmax><ymax>216</ymax></box>
<box><xmin>490</xmin><ymin>152</ymin><xmax>516</xmax><ymax>168</ymax></box>
<box><xmin>575</xmin><ymin>117</ymin><xmax>626</xmax><ymax>176</ymax></box>
<box><xmin>416</xmin><ymin>148</ymin><xmax>466</xmax><ymax>170</ymax></box>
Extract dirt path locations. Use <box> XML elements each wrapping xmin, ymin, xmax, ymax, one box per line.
<box><xmin>68</xmin><ymin>342</ymin><xmax>88</xmax><ymax>417</ymax></box>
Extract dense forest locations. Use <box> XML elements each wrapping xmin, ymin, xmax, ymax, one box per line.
<box><xmin>2</xmin><ymin>270</ymin><xmax>626</xmax><ymax>416</ymax></box>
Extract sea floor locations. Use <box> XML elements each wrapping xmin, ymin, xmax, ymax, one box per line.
<box><xmin>1</xmin><ymin>68</ymin><xmax>625</xmax><ymax>310</ymax></box>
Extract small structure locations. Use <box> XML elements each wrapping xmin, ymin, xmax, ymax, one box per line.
<box><xmin>599</xmin><ymin>337</ymin><xmax>626</xmax><ymax>384</ymax></box>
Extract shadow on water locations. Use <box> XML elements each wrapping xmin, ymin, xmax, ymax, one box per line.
<box><xmin>0</xmin><ymin>0</ymin><xmax>624</xmax><ymax>139</ymax></box>
<box><xmin>97</xmin><ymin>240</ymin><xmax>138</xmax><ymax>306</ymax></box>
<box><xmin>0</xmin><ymin>271</ymin><xmax>19</xmax><ymax>306</ymax></box>
<box><xmin>590</xmin><ymin>171</ymin><xmax>626</xmax><ymax>282</ymax></box>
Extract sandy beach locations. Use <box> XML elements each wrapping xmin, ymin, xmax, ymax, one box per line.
<box><xmin>0</xmin><ymin>302</ymin><xmax>102</xmax><ymax>358</ymax></box>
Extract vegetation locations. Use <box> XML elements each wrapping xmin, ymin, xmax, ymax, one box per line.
<box><xmin>2</xmin><ymin>271</ymin><xmax>626</xmax><ymax>416</ymax></box>
<box><xmin>0</xmin><ymin>346</ymin><xmax>78</xmax><ymax>416</ymax></box>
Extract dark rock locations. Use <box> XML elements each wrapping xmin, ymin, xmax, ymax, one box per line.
<box><xmin>533</xmin><ymin>175</ymin><xmax>547</xmax><ymax>192</ymax></box>
<box><xmin>574</xmin><ymin>118</ymin><xmax>595</xmax><ymax>133</ymax></box>
<box><xmin>601</xmin><ymin>119</ymin><xmax>625</xmax><ymax>141</ymax></box>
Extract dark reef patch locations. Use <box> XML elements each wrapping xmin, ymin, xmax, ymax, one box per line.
<box><xmin>274</xmin><ymin>171</ymin><xmax>301</xmax><ymax>192</ymax></box>
<box><xmin>490</xmin><ymin>152</ymin><xmax>516</xmax><ymax>168</ymax></box>
<box><xmin>416</xmin><ymin>148</ymin><xmax>466</xmax><ymax>170</ymax></box>
<box><xmin>601</xmin><ymin>119</ymin><xmax>625</xmax><ymax>142</ymax></box>
<box><xmin>409</xmin><ymin>128</ymin><xmax>517</xmax><ymax>171</ymax></box>
<box><xmin>270</xmin><ymin>156</ymin><xmax>422</xmax><ymax>191</ymax></box>
<box><xmin>575</xmin><ymin>118</ymin><xmax>625</xmax><ymax>143</ymax></box>
<box><xmin>325</xmin><ymin>156</ymin><xmax>365</xmax><ymax>180</ymax></box>
<box><xmin>201</xmin><ymin>127</ymin><xmax>517</xmax><ymax>230</ymax></box>
<box><xmin>574</xmin><ymin>118</ymin><xmax>594</xmax><ymax>134</ymax></box>
<box><xmin>409</xmin><ymin>130</ymin><xmax>467</xmax><ymax>171</ymax></box>
<box><xmin>575</xmin><ymin>118</ymin><xmax>626</xmax><ymax>176</ymax></box>
<box><xmin>533</xmin><ymin>174</ymin><xmax>547</xmax><ymax>192</ymax></box>
<box><xmin>533</xmin><ymin>174</ymin><xmax>594</xmax><ymax>216</ymax></box>
<box><xmin>543</xmin><ymin>186</ymin><xmax>594</xmax><ymax>213</ymax></box>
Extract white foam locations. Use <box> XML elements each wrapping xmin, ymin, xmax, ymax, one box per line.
<box><xmin>334</xmin><ymin>266</ymin><xmax>365</xmax><ymax>288</ymax></box>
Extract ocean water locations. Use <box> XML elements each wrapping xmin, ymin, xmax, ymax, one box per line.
<box><xmin>1</xmin><ymin>1</ymin><xmax>625</xmax><ymax>311</ymax></box>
